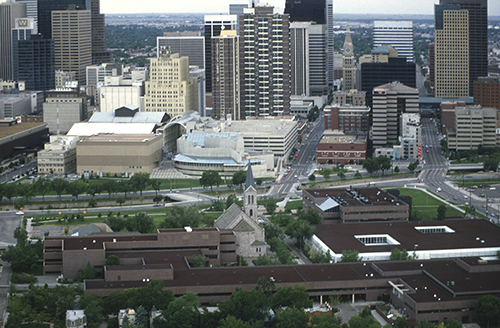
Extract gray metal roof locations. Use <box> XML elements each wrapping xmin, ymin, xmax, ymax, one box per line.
<box><xmin>316</xmin><ymin>198</ymin><xmax>340</xmax><ymax>212</ymax></box>
<box><xmin>89</xmin><ymin>111</ymin><xmax>168</xmax><ymax>123</ymax></box>
<box><xmin>186</xmin><ymin>132</ymin><xmax>239</xmax><ymax>147</ymax></box>
<box><xmin>215</xmin><ymin>203</ymin><xmax>244</xmax><ymax>230</ymax></box>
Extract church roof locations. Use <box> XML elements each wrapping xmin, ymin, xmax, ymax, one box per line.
<box><xmin>233</xmin><ymin>220</ymin><xmax>254</xmax><ymax>232</ymax></box>
<box><xmin>214</xmin><ymin>203</ymin><xmax>244</xmax><ymax>230</ymax></box>
<box><xmin>245</xmin><ymin>164</ymin><xmax>257</xmax><ymax>191</ymax></box>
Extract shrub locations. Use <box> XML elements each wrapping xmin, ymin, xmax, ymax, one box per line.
<box><xmin>11</xmin><ymin>272</ymin><xmax>37</xmax><ymax>284</ymax></box>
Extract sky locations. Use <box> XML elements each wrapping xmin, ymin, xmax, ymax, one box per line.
<box><xmin>100</xmin><ymin>0</ymin><xmax>499</xmax><ymax>16</ymax></box>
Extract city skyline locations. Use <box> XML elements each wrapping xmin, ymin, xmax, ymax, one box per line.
<box><xmin>99</xmin><ymin>0</ymin><xmax>499</xmax><ymax>16</ymax></box>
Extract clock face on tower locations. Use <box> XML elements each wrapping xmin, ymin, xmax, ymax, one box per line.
<box><xmin>345</xmin><ymin>47</ymin><xmax>351</xmax><ymax>54</ymax></box>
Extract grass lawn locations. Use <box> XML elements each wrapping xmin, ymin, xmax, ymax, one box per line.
<box><xmin>451</xmin><ymin>178</ymin><xmax>500</xmax><ymax>188</ymax></box>
<box><xmin>285</xmin><ymin>200</ymin><xmax>303</xmax><ymax>212</ymax></box>
<box><xmin>393</xmin><ymin>188</ymin><xmax>464</xmax><ymax>220</ymax></box>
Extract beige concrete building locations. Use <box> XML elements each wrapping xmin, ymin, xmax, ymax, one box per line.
<box><xmin>52</xmin><ymin>10</ymin><xmax>92</xmax><ymax>86</ymax></box>
<box><xmin>98</xmin><ymin>76</ymin><xmax>145</xmax><ymax>112</ymax></box>
<box><xmin>76</xmin><ymin>134</ymin><xmax>162</xmax><ymax>176</ymax></box>
<box><xmin>372</xmin><ymin>82</ymin><xmax>419</xmax><ymax>147</ymax></box>
<box><xmin>144</xmin><ymin>48</ymin><xmax>198</xmax><ymax>116</ymax></box>
<box><xmin>54</xmin><ymin>70</ymin><xmax>76</xmax><ymax>89</ymax></box>
<box><xmin>332</xmin><ymin>90</ymin><xmax>366</xmax><ymax>106</ymax></box>
<box><xmin>43</xmin><ymin>86</ymin><xmax>85</xmax><ymax>134</ymax></box>
<box><xmin>37</xmin><ymin>135</ymin><xmax>77</xmax><ymax>175</ymax></box>
<box><xmin>434</xmin><ymin>6</ymin><xmax>469</xmax><ymax>98</ymax></box>
<box><xmin>447</xmin><ymin>106</ymin><xmax>497</xmax><ymax>151</ymax></box>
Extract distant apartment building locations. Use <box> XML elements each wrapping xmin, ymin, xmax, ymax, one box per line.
<box><xmin>157</xmin><ymin>32</ymin><xmax>205</xmax><ymax>69</ymax></box>
<box><xmin>373</xmin><ymin>20</ymin><xmax>414</xmax><ymax>62</ymax></box>
<box><xmin>474</xmin><ymin>76</ymin><xmax>500</xmax><ymax>109</ymax></box>
<box><xmin>144</xmin><ymin>48</ymin><xmax>198</xmax><ymax>116</ymax></box>
<box><xmin>55</xmin><ymin>70</ymin><xmax>76</xmax><ymax>89</ymax></box>
<box><xmin>86</xmin><ymin>63</ymin><xmax>122</xmax><ymax>88</ymax></box>
<box><xmin>372</xmin><ymin>82</ymin><xmax>419</xmax><ymax>147</ymax></box>
<box><xmin>447</xmin><ymin>105</ymin><xmax>497</xmax><ymax>151</ymax></box>
<box><xmin>239</xmin><ymin>6</ymin><xmax>291</xmax><ymax>118</ymax></box>
<box><xmin>211</xmin><ymin>30</ymin><xmax>240</xmax><ymax>120</ymax></box>
<box><xmin>204</xmin><ymin>14</ymin><xmax>238</xmax><ymax>94</ymax></box>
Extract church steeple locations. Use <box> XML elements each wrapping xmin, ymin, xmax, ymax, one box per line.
<box><xmin>243</xmin><ymin>163</ymin><xmax>257</xmax><ymax>221</ymax></box>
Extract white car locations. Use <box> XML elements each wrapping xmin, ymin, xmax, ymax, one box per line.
<box><xmin>16</xmin><ymin>211</ymin><xmax>24</xmax><ymax>215</ymax></box>
<box><xmin>490</xmin><ymin>187</ymin><xmax>496</xmax><ymax>190</ymax></box>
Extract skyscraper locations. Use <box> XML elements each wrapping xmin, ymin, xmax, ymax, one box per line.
<box><xmin>0</xmin><ymin>1</ymin><xmax>27</xmax><ymax>80</ymax></box>
<box><xmin>212</xmin><ymin>30</ymin><xmax>240</xmax><ymax>120</ymax></box>
<box><xmin>37</xmin><ymin>0</ymin><xmax>88</xmax><ymax>39</ymax></box>
<box><xmin>342</xmin><ymin>26</ymin><xmax>355</xmax><ymax>91</ymax></box>
<box><xmin>239</xmin><ymin>6</ymin><xmax>290</xmax><ymax>117</ymax></box>
<box><xmin>12</xmin><ymin>18</ymin><xmax>54</xmax><ymax>91</ymax></box>
<box><xmin>52</xmin><ymin>9</ymin><xmax>92</xmax><ymax>85</ymax></box>
<box><xmin>434</xmin><ymin>4</ymin><xmax>469</xmax><ymax>98</ymax></box>
<box><xmin>373</xmin><ymin>21</ymin><xmax>414</xmax><ymax>62</ymax></box>
<box><xmin>285</xmin><ymin>0</ymin><xmax>334</xmax><ymax>87</ymax></box>
<box><xmin>204</xmin><ymin>15</ymin><xmax>238</xmax><ymax>93</ymax></box>
<box><xmin>144</xmin><ymin>47</ymin><xmax>198</xmax><ymax>116</ymax></box>
<box><xmin>157</xmin><ymin>32</ymin><xmax>205</xmax><ymax>69</ymax></box>
<box><xmin>290</xmin><ymin>22</ymin><xmax>328</xmax><ymax>96</ymax></box>
<box><xmin>439</xmin><ymin>0</ymin><xmax>487</xmax><ymax>96</ymax></box>
<box><xmin>90</xmin><ymin>0</ymin><xmax>110</xmax><ymax>64</ymax></box>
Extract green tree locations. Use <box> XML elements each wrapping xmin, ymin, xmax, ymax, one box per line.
<box><xmin>437</xmin><ymin>204</ymin><xmax>447</xmax><ymax>220</ymax></box>
<box><xmin>17</xmin><ymin>183</ymin><xmax>35</xmax><ymax>202</ymax></box>
<box><xmin>105</xmin><ymin>255</ymin><xmax>120</xmax><ymax>266</ymax></box>
<box><xmin>233</xmin><ymin>170</ymin><xmax>247</xmax><ymax>189</ymax></box>
<box><xmin>135</xmin><ymin>305</ymin><xmax>149</xmax><ymax>327</ymax></box>
<box><xmin>363</xmin><ymin>158</ymin><xmax>380</xmax><ymax>175</ymax></box>
<box><xmin>67</xmin><ymin>179</ymin><xmax>87</xmax><ymax>200</ymax></box>
<box><xmin>86</xmin><ymin>182</ymin><xmax>103</xmax><ymax>197</ymax></box>
<box><xmin>165</xmin><ymin>292</ymin><xmax>200</xmax><ymax>328</ymax></box>
<box><xmin>394</xmin><ymin>166</ymin><xmax>400</xmax><ymax>173</ymax></box>
<box><xmin>309</xmin><ymin>247</ymin><xmax>333</xmax><ymax>264</ymax></box>
<box><xmin>285</xmin><ymin>220</ymin><xmax>316</xmax><ymax>250</ymax></box>
<box><xmin>309</xmin><ymin>173</ymin><xmax>316</xmax><ymax>181</ymax></box>
<box><xmin>200</xmin><ymin>170</ymin><xmax>222</xmax><ymax>192</ymax></box>
<box><xmin>390</xmin><ymin>248</ymin><xmax>411</xmax><ymax>261</ymax></box>
<box><xmin>354</xmin><ymin>170</ymin><xmax>362</xmax><ymax>178</ymax></box>
<box><xmin>218</xmin><ymin>315</ymin><xmax>252</xmax><ymax>328</ymax></box>
<box><xmin>1</xmin><ymin>228</ymin><xmax>43</xmax><ymax>273</ymax></box>
<box><xmin>275</xmin><ymin>307</ymin><xmax>310</xmax><ymax>328</ymax></box>
<box><xmin>80</xmin><ymin>294</ymin><xmax>104</xmax><ymax>328</ymax></box>
<box><xmin>337</xmin><ymin>171</ymin><xmax>346</xmax><ymax>181</ymax></box>
<box><xmin>310</xmin><ymin>312</ymin><xmax>342</xmax><ymax>327</ymax></box>
<box><xmin>298</xmin><ymin>208</ymin><xmax>322</xmax><ymax>225</ymax></box>
<box><xmin>407</xmin><ymin>161</ymin><xmax>418</xmax><ymax>172</ymax></box>
<box><xmin>271</xmin><ymin>285</ymin><xmax>312</xmax><ymax>312</ymax></box>
<box><xmin>190</xmin><ymin>254</ymin><xmax>206</xmax><ymax>268</ymax></box>
<box><xmin>219</xmin><ymin>288</ymin><xmax>270</xmax><ymax>322</ymax></box>
<box><xmin>51</xmin><ymin>178</ymin><xmax>68</xmax><ymax>201</ymax></box>
<box><xmin>103</xmin><ymin>179</ymin><xmax>117</xmax><ymax>198</ymax></box>
<box><xmin>262</xmin><ymin>223</ymin><xmax>284</xmax><ymax>242</ymax></box>
<box><xmin>483</xmin><ymin>157</ymin><xmax>500</xmax><ymax>172</ymax></box>
<box><xmin>116</xmin><ymin>196</ymin><xmax>126</xmax><ymax>206</ymax></box>
<box><xmin>348</xmin><ymin>307</ymin><xmax>381</xmax><ymax>328</ymax></box>
<box><xmin>376</xmin><ymin>156</ymin><xmax>392</xmax><ymax>174</ymax></box>
<box><xmin>150</xmin><ymin>179</ymin><xmax>162</xmax><ymax>195</ymax></box>
<box><xmin>474</xmin><ymin>295</ymin><xmax>500</xmax><ymax>328</ymax></box>
<box><xmin>268</xmin><ymin>238</ymin><xmax>295</xmax><ymax>264</ymax></box>
<box><xmin>319</xmin><ymin>168</ymin><xmax>333</xmax><ymax>180</ymax></box>
<box><xmin>88</xmin><ymin>197</ymin><xmax>98</xmax><ymax>208</ymax></box>
<box><xmin>265</xmin><ymin>199</ymin><xmax>278</xmax><ymax>215</ymax></box>
<box><xmin>2</xmin><ymin>183</ymin><xmax>17</xmax><ymax>203</ymax></box>
<box><xmin>340</xmin><ymin>250</ymin><xmax>362</xmax><ymax>262</ymax></box>
<box><xmin>77</xmin><ymin>261</ymin><xmax>96</xmax><ymax>282</ymax></box>
<box><xmin>131</xmin><ymin>172</ymin><xmax>150</xmax><ymax>196</ymax></box>
<box><xmin>126</xmin><ymin>212</ymin><xmax>156</xmax><ymax>233</ymax></box>
<box><xmin>162</xmin><ymin>205</ymin><xmax>202</xmax><ymax>228</ymax></box>
<box><xmin>106</xmin><ymin>214</ymin><xmax>126</xmax><ymax>232</ymax></box>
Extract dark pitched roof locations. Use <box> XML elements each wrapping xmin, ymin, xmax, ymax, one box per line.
<box><xmin>245</xmin><ymin>164</ymin><xmax>256</xmax><ymax>191</ymax></box>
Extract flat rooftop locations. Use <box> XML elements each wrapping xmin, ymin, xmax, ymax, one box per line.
<box><xmin>304</xmin><ymin>187</ymin><xmax>404</xmax><ymax>207</ymax></box>
<box><xmin>320</xmin><ymin>135</ymin><xmax>367</xmax><ymax>144</ymax></box>
<box><xmin>314</xmin><ymin>219</ymin><xmax>500</xmax><ymax>254</ymax></box>
<box><xmin>203</xmin><ymin>118</ymin><xmax>297</xmax><ymax>138</ymax></box>
<box><xmin>79</xmin><ymin>134</ymin><xmax>161</xmax><ymax>143</ymax></box>
<box><xmin>0</xmin><ymin>122</ymin><xmax>47</xmax><ymax>139</ymax></box>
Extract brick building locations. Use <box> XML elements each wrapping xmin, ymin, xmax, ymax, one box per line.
<box><xmin>317</xmin><ymin>133</ymin><xmax>367</xmax><ymax>164</ymax></box>
<box><xmin>302</xmin><ymin>187</ymin><xmax>409</xmax><ymax>222</ymax></box>
<box><xmin>474</xmin><ymin>76</ymin><xmax>500</xmax><ymax>109</ymax></box>
<box><xmin>324</xmin><ymin>106</ymin><xmax>370</xmax><ymax>134</ymax></box>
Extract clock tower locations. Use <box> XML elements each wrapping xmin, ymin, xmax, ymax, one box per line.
<box><xmin>342</xmin><ymin>25</ymin><xmax>355</xmax><ymax>91</ymax></box>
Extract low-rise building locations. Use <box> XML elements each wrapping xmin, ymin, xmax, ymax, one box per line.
<box><xmin>37</xmin><ymin>135</ymin><xmax>77</xmax><ymax>175</ymax></box>
<box><xmin>474</xmin><ymin>76</ymin><xmax>500</xmax><ymax>109</ymax></box>
<box><xmin>0</xmin><ymin>120</ymin><xmax>48</xmax><ymax>159</ymax></box>
<box><xmin>302</xmin><ymin>186</ymin><xmax>409</xmax><ymax>223</ymax></box>
<box><xmin>331</xmin><ymin>90</ymin><xmax>366</xmax><ymax>106</ymax></box>
<box><xmin>66</xmin><ymin>309</ymin><xmax>86</xmax><ymax>328</ymax></box>
<box><xmin>324</xmin><ymin>105</ymin><xmax>370</xmax><ymax>135</ymax></box>
<box><xmin>76</xmin><ymin>133</ymin><xmax>163</xmax><ymax>177</ymax></box>
<box><xmin>447</xmin><ymin>106</ymin><xmax>497</xmax><ymax>151</ymax></box>
<box><xmin>316</xmin><ymin>132</ymin><xmax>367</xmax><ymax>165</ymax></box>
<box><xmin>43</xmin><ymin>84</ymin><xmax>86</xmax><ymax>134</ymax></box>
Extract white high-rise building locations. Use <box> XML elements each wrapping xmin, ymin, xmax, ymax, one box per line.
<box><xmin>373</xmin><ymin>21</ymin><xmax>414</xmax><ymax>62</ymax></box>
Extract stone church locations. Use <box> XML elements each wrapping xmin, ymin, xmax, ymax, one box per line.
<box><xmin>214</xmin><ymin>165</ymin><xmax>267</xmax><ymax>258</ymax></box>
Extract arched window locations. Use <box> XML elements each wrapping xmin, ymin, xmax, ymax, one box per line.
<box><xmin>249</xmin><ymin>209</ymin><xmax>253</xmax><ymax>217</ymax></box>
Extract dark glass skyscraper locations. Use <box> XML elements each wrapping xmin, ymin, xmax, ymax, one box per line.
<box><xmin>37</xmin><ymin>0</ymin><xmax>89</xmax><ymax>39</ymax></box>
<box><xmin>14</xmin><ymin>35</ymin><xmax>55</xmax><ymax>91</ymax></box>
<box><xmin>439</xmin><ymin>0</ymin><xmax>487</xmax><ymax>95</ymax></box>
<box><xmin>285</xmin><ymin>0</ymin><xmax>325</xmax><ymax>24</ymax></box>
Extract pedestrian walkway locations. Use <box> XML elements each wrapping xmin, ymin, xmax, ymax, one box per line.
<box><xmin>150</xmin><ymin>162</ymin><xmax>191</xmax><ymax>180</ymax></box>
